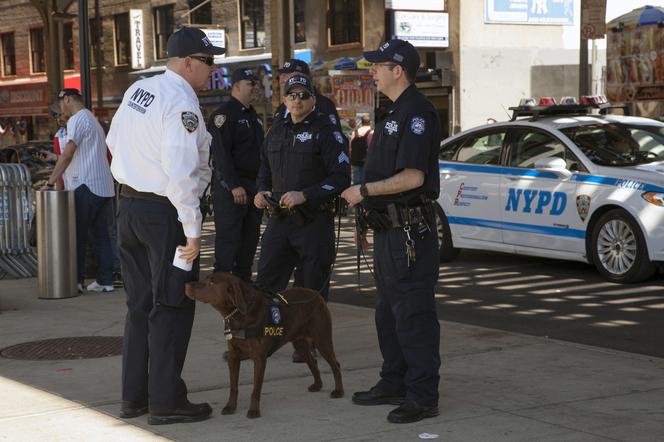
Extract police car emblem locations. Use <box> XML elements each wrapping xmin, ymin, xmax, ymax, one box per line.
<box><xmin>214</xmin><ymin>114</ymin><xmax>226</xmax><ymax>128</ymax></box>
<box><xmin>295</xmin><ymin>131</ymin><xmax>313</xmax><ymax>142</ymax></box>
<box><xmin>333</xmin><ymin>131</ymin><xmax>344</xmax><ymax>144</ymax></box>
<box><xmin>410</xmin><ymin>117</ymin><xmax>425</xmax><ymax>135</ymax></box>
<box><xmin>270</xmin><ymin>306</ymin><xmax>281</xmax><ymax>325</ymax></box>
<box><xmin>329</xmin><ymin>114</ymin><xmax>337</xmax><ymax>125</ymax></box>
<box><xmin>181</xmin><ymin>111</ymin><xmax>199</xmax><ymax>133</ymax></box>
<box><xmin>385</xmin><ymin>120</ymin><xmax>399</xmax><ymax>135</ymax></box>
<box><xmin>576</xmin><ymin>195</ymin><xmax>591</xmax><ymax>221</ymax></box>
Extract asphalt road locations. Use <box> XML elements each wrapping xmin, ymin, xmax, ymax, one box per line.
<box><xmin>200</xmin><ymin>215</ymin><xmax>664</xmax><ymax>359</ymax></box>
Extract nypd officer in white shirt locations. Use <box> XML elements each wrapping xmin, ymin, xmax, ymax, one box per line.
<box><xmin>106</xmin><ymin>27</ymin><xmax>222</xmax><ymax>425</ymax></box>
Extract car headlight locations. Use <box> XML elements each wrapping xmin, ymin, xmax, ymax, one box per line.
<box><xmin>642</xmin><ymin>192</ymin><xmax>664</xmax><ymax>206</ymax></box>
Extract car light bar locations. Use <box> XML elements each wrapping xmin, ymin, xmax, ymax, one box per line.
<box><xmin>508</xmin><ymin>95</ymin><xmax>623</xmax><ymax>121</ymax></box>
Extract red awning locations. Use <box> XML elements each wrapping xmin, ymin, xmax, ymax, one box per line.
<box><xmin>0</xmin><ymin>74</ymin><xmax>81</xmax><ymax>117</ymax></box>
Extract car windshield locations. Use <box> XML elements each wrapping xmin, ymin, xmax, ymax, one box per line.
<box><xmin>560</xmin><ymin>123</ymin><xmax>664</xmax><ymax>167</ymax></box>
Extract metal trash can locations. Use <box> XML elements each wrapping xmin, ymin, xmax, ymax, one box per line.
<box><xmin>36</xmin><ymin>190</ymin><xmax>78</xmax><ymax>299</ymax></box>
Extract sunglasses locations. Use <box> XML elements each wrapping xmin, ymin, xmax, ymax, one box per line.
<box><xmin>244</xmin><ymin>80</ymin><xmax>258</xmax><ymax>86</ymax></box>
<box><xmin>286</xmin><ymin>91</ymin><xmax>313</xmax><ymax>101</ymax></box>
<box><xmin>372</xmin><ymin>62</ymin><xmax>397</xmax><ymax>70</ymax></box>
<box><xmin>187</xmin><ymin>55</ymin><xmax>215</xmax><ymax>66</ymax></box>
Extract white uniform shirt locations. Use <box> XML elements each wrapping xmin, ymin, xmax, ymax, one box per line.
<box><xmin>106</xmin><ymin>69</ymin><xmax>212</xmax><ymax>238</ymax></box>
<box><xmin>64</xmin><ymin>108</ymin><xmax>115</xmax><ymax>197</ymax></box>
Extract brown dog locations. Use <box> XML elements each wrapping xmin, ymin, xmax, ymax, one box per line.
<box><xmin>185</xmin><ymin>272</ymin><xmax>344</xmax><ymax>418</ymax></box>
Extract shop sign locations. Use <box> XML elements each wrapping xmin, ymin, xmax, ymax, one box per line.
<box><xmin>0</xmin><ymin>82</ymin><xmax>48</xmax><ymax>117</ymax></box>
<box><xmin>130</xmin><ymin>9</ymin><xmax>145</xmax><ymax>70</ymax></box>
<box><xmin>485</xmin><ymin>0</ymin><xmax>575</xmax><ymax>26</ymax></box>
<box><xmin>392</xmin><ymin>11</ymin><xmax>449</xmax><ymax>48</ymax></box>
<box><xmin>201</xmin><ymin>29</ymin><xmax>226</xmax><ymax>61</ymax></box>
<box><xmin>331</xmin><ymin>74</ymin><xmax>374</xmax><ymax>113</ymax></box>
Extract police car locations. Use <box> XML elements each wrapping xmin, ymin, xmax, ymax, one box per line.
<box><xmin>434</xmin><ymin>96</ymin><xmax>664</xmax><ymax>283</ymax></box>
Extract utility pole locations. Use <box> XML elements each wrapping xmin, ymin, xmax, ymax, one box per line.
<box><xmin>579</xmin><ymin>35</ymin><xmax>589</xmax><ymax>96</ymax></box>
<box><xmin>270</xmin><ymin>0</ymin><xmax>291</xmax><ymax>113</ymax></box>
<box><xmin>94</xmin><ymin>0</ymin><xmax>103</xmax><ymax>113</ymax></box>
<box><xmin>78</xmin><ymin>0</ymin><xmax>92</xmax><ymax>109</ymax></box>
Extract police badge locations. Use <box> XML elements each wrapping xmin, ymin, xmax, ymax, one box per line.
<box><xmin>270</xmin><ymin>306</ymin><xmax>281</xmax><ymax>325</ymax></box>
<box><xmin>181</xmin><ymin>111</ymin><xmax>199</xmax><ymax>133</ymax></box>
<box><xmin>333</xmin><ymin>131</ymin><xmax>344</xmax><ymax>144</ymax></box>
<box><xmin>214</xmin><ymin>114</ymin><xmax>226</xmax><ymax>128</ymax></box>
<box><xmin>576</xmin><ymin>195</ymin><xmax>591</xmax><ymax>221</ymax></box>
<box><xmin>410</xmin><ymin>117</ymin><xmax>425</xmax><ymax>135</ymax></box>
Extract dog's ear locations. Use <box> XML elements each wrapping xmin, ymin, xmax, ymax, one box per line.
<box><xmin>228</xmin><ymin>275</ymin><xmax>248</xmax><ymax>315</ymax></box>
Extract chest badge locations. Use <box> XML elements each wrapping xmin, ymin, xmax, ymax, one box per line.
<box><xmin>576</xmin><ymin>195</ymin><xmax>591</xmax><ymax>222</ymax></box>
<box><xmin>333</xmin><ymin>131</ymin><xmax>344</xmax><ymax>144</ymax></box>
<box><xmin>296</xmin><ymin>131</ymin><xmax>313</xmax><ymax>143</ymax></box>
<box><xmin>385</xmin><ymin>120</ymin><xmax>399</xmax><ymax>135</ymax></box>
<box><xmin>410</xmin><ymin>117</ymin><xmax>426</xmax><ymax>135</ymax></box>
<box><xmin>181</xmin><ymin>111</ymin><xmax>199</xmax><ymax>133</ymax></box>
<box><xmin>214</xmin><ymin>114</ymin><xmax>226</xmax><ymax>128</ymax></box>
<box><xmin>329</xmin><ymin>114</ymin><xmax>337</xmax><ymax>126</ymax></box>
<box><xmin>270</xmin><ymin>306</ymin><xmax>281</xmax><ymax>325</ymax></box>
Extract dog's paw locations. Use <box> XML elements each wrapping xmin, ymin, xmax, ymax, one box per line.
<box><xmin>308</xmin><ymin>382</ymin><xmax>322</xmax><ymax>392</ymax></box>
<box><xmin>330</xmin><ymin>389</ymin><xmax>344</xmax><ymax>399</ymax></box>
<box><xmin>246</xmin><ymin>409</ymin><xmax>261</xmax><ymax>419</ymax></box>
<box><xmin>221</xmin><ymin>406</ymin><xmax>236</xmax><ymax>415</ymax></box>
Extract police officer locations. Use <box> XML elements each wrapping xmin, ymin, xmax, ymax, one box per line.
<box><xmin>208</xmin><ymin>68</ymin><xmax>264</xmax><ymax>281</ymax></box>
<box><xmin>254</xmin><ymin>75</ymin><xmax>350</xmax><ymax>360</ymax></box>
<box><xmin>341</xmin><ymin>39</ymin><xmax>441</xmax><ymax>424</ymax></box>
<box><xmin>106</xmin><ymin>27</ymin><xmax>221</xmax><ymax>425</ymax></box>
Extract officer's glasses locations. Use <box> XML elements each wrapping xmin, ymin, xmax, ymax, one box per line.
<box><xmin>187</xmin><ymin>55</ymin><xmax>215</xmax><ymax>66</ymax></box>
<box><xmin>286</xmin><ymin>91</ymin><xmax>313</xmax><ymax>101</ymax></box>
<box><xmin>372</xmin><ymin>62</ymin><xmax>397</xmax><ymax>70</ymax></box>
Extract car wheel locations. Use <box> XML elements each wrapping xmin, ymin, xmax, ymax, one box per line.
<box><xmin>590</xmin><ymin>209</ymin><xmax>656</xmax><ymax>283</ymax></box>
<box><xmin>433</xmin><ymin>202</ymin><xmax>460</xmax><ymax>263</ymax></box>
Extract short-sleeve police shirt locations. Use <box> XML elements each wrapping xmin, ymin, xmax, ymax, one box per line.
<box><xmin>363</xmin><ymin>84</ymin><xmax>440</xmax><ymax>208</ymax></box>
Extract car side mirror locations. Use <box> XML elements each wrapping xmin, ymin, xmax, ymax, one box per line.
<box><xmin>534</xmin><ymin>157</ymin><xmax>572</xmax><ymax>178</ymax></box>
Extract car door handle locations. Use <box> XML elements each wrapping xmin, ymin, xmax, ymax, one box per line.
<box><xmin>440</xmin><ymin>169</ymin><xmax>455</xmax><ymax>174</ymax></box>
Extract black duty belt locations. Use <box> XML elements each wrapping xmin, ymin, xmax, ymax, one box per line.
<box><xmin>120</xmin><ymin>185</ymin><xmax>170</xmax><ymax>205</ymax></box>
<box><xmin>358</xmin><ymin>201</ymin><xmax>434</xmax><ymax>233</ymax></box>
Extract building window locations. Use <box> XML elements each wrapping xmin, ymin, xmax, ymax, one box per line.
<box><xmin>90</xmin><ymin>17</ymin><xmax>103</xmax><ymax>67</ymax></box>
<box><xmin>114</xmin><ymin>13</ymin><xmax>130</xmax><ymax>65</ymax></box>
<box><xmin>240</xmin><ymin>0</ymin><xmax>265</xmax><ymax>49</ymax></box>
<box><xmin>294</xmin><ymin>0</ymin><xmax>306</xmax><ymax>43</ymax></box>
<box><xmin>154</xmin><ymin>4</ymin><xmax>174</xmax><ymax>59</ymax></box>
<box><xmin>1</xmin><ymin>33</ymin><xmax>16</xmax><ymax>76</ymax></box>
<box><xmin>188</xmin><ymin>0</ymin><xmax>212</xmax><ymax>25</ymax></box>
<box><xmin>63</xmin><ymin>23</ymin><xmax>75</xmax><ymax>70</ymax></box>
<box><xmin>329</xmin><ymin>0</ymin><xmax>361</xmax><ymax>46</ymax></box>
<box><xmin>29</xmin><ymin>28</ymin><xmax>45</xmax><ymax>73</ymax></box>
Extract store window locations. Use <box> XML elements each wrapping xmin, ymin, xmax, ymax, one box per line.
<box><xmin>294</xmin><ymin>0</ymin><xmax>306</xmax><ymax>43</ymax></box>
<box><xmin>240</xmin><ymin>0</ymin><xmax>265</xmax><ymax>49</ymax></box>
<box><xmin>328</xmin><ymin>0</ymin><xmax>361</xmax><ymax>46</ymax></box>
<box><xmin>1</xmin><ymin>33</ymin><xmax>16</xmax><ymax>76</ymax></box>
<box><xmin>90</xmin><ymin>17</ymin><xmax>103</xmax><ymax>67</ymax></box>
<box><xmin>63</xmin><ymin>23</ymin><xmax>74</xmax><ymax>70</ymax></box>
<box><xmin>29</xmin><ymin>28</ymin><xmax>46</xmax><ymax>73</ymax></box>
<box><xmin>154</xmin><ymin>4</ymin><xmax>175</xmax><ymax>59</ymax></box>
<box><xmin>114</xmin><ymin>13</ymin><xmax>130</xmax><ymax>65</ymax></box>
<box><xmin>188</xmin><ymin>0</ymin><xmax>212</xmax><ymax>25</ymax></box>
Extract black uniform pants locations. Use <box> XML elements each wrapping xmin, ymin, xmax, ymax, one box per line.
<box><xmin>117</xmin><ymin>196</ymin><xmax>198</xmax><ymax>411</ymax></box>
<box><xmin>212</xmin><ymin>179</ymin><xmax>262</xmax><ymax>281</ymax></box>
<box><xmin>373</xmin><ymin>225</ymin><xmax>441</xmax><ymax>407</ymax></box>
<box><xmin>256</xmin><ymin>211</ymin><xmax>334</xmax><ymax>300</ymax></box>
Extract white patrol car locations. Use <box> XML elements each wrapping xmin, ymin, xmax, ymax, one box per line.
<box><xmin>434</xmin><ymin>96</ymin><xmax>664</xmax><ymax>283</ymax></box>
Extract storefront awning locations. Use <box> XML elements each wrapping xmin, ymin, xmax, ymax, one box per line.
<box><xmin>0</xmin><ymin>74</ymin><xmax>81</xmax><ymax>118</ymax></box>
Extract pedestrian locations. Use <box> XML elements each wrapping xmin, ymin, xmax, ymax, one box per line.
<box><xmin>41</xmin><ymin>88</ymin><xmax>116</xmax><ymax>293</ymax></box>
<box><xmin>349</xmin><ymin>115</ymin><xmax>373</xmax><ymax>185</ymax></box>
<box><xmin>341</xmin><ymin>39</ymin><xmax>442</xmax><ymax>424</ymax></box>
<box><xmin>105</xmin><ymin>26</ymin><xmax>221</xmax><ymax>425</ymax></box>
<box><xmin>208</xmin><ymin>68</ymin><xmax>264</xmax><ymax>282</ymax></box>
<box><xmin>254</xmin><ymin>75</ymin><xmax>350</xmax><ymax>362</ymax></box>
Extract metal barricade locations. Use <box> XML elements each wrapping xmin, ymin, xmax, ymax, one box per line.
<box><xmin>0</xmin><ymin>164</ymin><xmax>37</xmax><ymax>278</ymax></box>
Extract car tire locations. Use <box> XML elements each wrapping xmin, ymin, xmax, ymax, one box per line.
<box><xmin>590</xmin><ymin>209</ymin><xmax>656</xmax><ymax>283</ymax></box>
<box><xmin>433</xmin><ymin>202</ymin><xmax>460</xmax><ymax>263</ymax></box>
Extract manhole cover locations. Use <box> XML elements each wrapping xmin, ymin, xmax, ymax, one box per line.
<box><xmin>0</xmin><ymin>336</ymin><xmax>123</xmax><ymax>360</ymax></box>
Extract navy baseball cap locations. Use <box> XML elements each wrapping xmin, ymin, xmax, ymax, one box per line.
<box><xmin>363</xmin><ymin>39</ymin><xmax>420</xmax><ymax>77</ymax></box>
<box><xmin>57</xmin><ymin>88</ymin><xmax>81</xmax><ymax>100</ymax></box>
<box><xmin>285</xmin><ymin>75</ymin><xmax>314</xmax><ymax>94</ymax></box>
<box><xmin>166</xmin><ymin>26</ymin><xmax>226</xmax><ymax>57</ymax></box>
<box><xmin>231</xmin><ymin>67</ymin><xmax>258</xmax><ymax>84</ymax></box>
<box><xmin>278</xmin><ymin>59</ymin><xmax>310</xmax><ymax>76</ymax></box>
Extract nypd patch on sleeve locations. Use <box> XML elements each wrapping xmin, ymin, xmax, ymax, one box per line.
<box><xmin>181</xmin><ymin>111</ymin><xmax>199</xmax><ymax>133</ymax></box>
<box><xmin>410</xmin><ymin>117</ymin><xmax>426</xmax><ymax>135</ymax></box>
<box><xmin>214</xmin><ymin>114</ymin><xmax>226</xmax><ymax>128</ymax></box>
<box><xmin>333</xmin><ymin>131</ymin><xmax>344</xmax><ymax>144</ymax></box>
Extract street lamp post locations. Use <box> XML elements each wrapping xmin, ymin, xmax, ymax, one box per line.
<box><xmin>77</xmin><ymin>0</ymin><xmax>92</xmax><ymax>109</ymax></box>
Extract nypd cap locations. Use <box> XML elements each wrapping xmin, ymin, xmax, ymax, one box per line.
<box><xmin>363</xmin><ymin>39</ymin><xmax>420</xmax><ymax>78</ymax></box>
<box><xmin>166</xmin><ymin>26</ymin><xmax>226</xmax><ymax>57</ymax></box>
<box><xmin>284</xmin><ymin>75</ymin><xmax>314</xmax><ymax>94</ymax></box>
<box><xmin>231</xmin><ymin>67</ymin><xmax>258</xmax><ymax>84</ymax></box>
<box><xmin>278</xmin><ymin>59</ymin><xmax>310</xmax><ymax>76</ymax></box>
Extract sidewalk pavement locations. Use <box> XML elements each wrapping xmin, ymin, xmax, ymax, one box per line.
<box><xmin>1</xmin><ymin>277</ymin><xmax>663</xmax><ymax>442</ymax></box>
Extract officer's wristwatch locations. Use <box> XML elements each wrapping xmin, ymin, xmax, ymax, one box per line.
<box><xmin>359</xmin><ymin>184</ymin><xmax>369</xmax><ymax>198</ymax></box>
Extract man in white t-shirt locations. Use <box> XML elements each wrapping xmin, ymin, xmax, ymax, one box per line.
<box><xmin>42</xmin><ymin>88</ymin><xmax>116</xmax><ymax>293</ymax></box>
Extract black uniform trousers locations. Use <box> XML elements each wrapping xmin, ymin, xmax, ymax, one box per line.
<box><xmin>256</xmin><ymin>211</ymin><xmax>334</xmax><ymax>300</ymax></box>
<box><xmin>117</xmin><ymin>196</ymin><xmax>198</xmax><ymax>411</ymax></box>
<box><xmin>212</xmin><ymin>178</ymin><xmax>262</xmax><ymax>281</ymax></box>
<box><xmin>373</xmin><ymin>225</ymin><xmax>441</xmax><ymax>407</ymax></box>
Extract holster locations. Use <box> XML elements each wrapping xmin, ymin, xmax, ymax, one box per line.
<box><xmin>358</xmin><ymin>198</ymin><xmax>435</xmax><ymax>233</ymax></box>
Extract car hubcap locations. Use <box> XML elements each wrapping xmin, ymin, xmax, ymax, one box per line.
<box><xmin>596</xmin><ymin>220</ymin><xmax>637</xmax><ymax>275</ymax></box>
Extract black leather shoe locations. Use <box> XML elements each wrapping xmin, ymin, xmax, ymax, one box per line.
<box><xmin>387</xmin><ymin>400</ymin><xmax>439</xmax><ymax>424</ymax></box>
<box><xmin>120</xmin><ymin>400</ymin><xmax>148</xmax><ymax>418</ymax></box>
<box><xmin>148</xmin><ymin>400</ymin><xmax>212</xmax><ymax>425</ymax></box>
<box><xmin>352</xmin><ymin>387</ymin><xmax>405</xmax><ymax>406</ymax></box>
